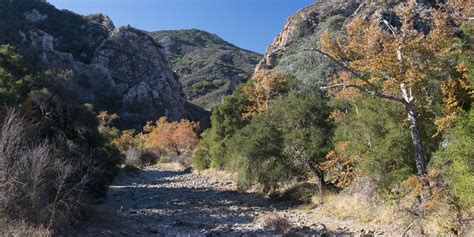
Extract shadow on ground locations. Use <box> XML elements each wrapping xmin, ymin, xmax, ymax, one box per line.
<box><xmin>78</xmin><ymin>168</ymin><xmax>352</xmax><ymax>236</ymax></box>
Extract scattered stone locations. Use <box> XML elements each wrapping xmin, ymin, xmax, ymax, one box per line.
<box><xmin>146</xmin><ymin>226</ymin><xmax>160</xmax><ymax>233</ymax></box>
<box><xmin>312</xmin><ymin>222</ymin><xmax>326</xmax><ymax>232</ymax></box>
<box><xmin>79</xmin><ymin>167</ymin><xmax>392</xmax><ymax>236</ymax></box>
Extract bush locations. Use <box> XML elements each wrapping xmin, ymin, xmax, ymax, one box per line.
<box><xmin>125</xmin><ymin>147</ymin><xmax>158</xmax><ymax>167</ymax></box>
<box><xmin>226</xmin><ymin>93</ymin><xmax>332</xmax><ymax>192</ymax></box>
<box><xmin>0</xmin><ymin>109</ymin><xmax>85</xmax><ymax>230</ymax></box>
<box><xmin>193</xmin><ymin>133</ymin><xmax>212</xmax><ymax>170</ymax></box>
<box><xmin>328</xmin><ymin>97</ymin><xmax>439</xmax><ymax>195</ymax></box>
<box><xmin>431</xmin><ymin>110</ymin><xmax>474</xmax><ymax>209</ymax></box>
<box><xmin>193</xmin><ymin>85</ymin><xmax>250</xmax><ymax>170</ymax></box>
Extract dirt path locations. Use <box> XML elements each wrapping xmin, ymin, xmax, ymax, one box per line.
<box><xmin>78</xmin><ymin>167</ymin><xmax>389</xmax><ymax>236</ymax></box>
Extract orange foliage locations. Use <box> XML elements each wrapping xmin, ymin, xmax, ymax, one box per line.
<box><xmin>435</xmin><ymin>64</ymin><xmax>472</xmax><ymax>136</ymax></box>
<box><xmin>321</xmin><ymin>141</ymin><xmax>359</xmax><ymax>188</ymax></box>
<box><xmin>145</xmin><ymin>117</ymin><xmax>176</xmax><ymax>154</ymax></box>
<box><xmin>242</xmin><ymin>70</ymin><xmax>289</xmax><ymax>119</ymax></box>
<box><xmin>172</xmin><ymin>120</ymin><xmax>199</xmax><ymax>152</ymax></box>
<box><xmin>111</xmin><ymin>129</ymin><xmax>138</xmax><ymax>153</ymax></box>
<box><xmin>329</xmin><ymin>109</ymin><xmax>348</xmax><ymax>124</ymax></box>
<box><xmin>320</xmin><ymin>2</ymin><xmax>472</xmax><ymax>157</ymax></box>
<box><xmin>143</xmin><ymin>117</ymin><xmax>199</xmax><ymax>156</ymax></box>
<box><xmin>97</xmin><ymin>111</ymin><xmax>119</xmax><ymax>132</ymax></box>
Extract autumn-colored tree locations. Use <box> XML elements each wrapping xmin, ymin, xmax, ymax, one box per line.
<box><xmin>172</xmin><ymin>119</ymin><xmax>199</xmax><ymax>154</ymax></box>
<box><xmin>97</xmin><ymin>111</ymin><xmax>119</xmax><ymax>133</ymax></box>
<box><xmin>435</xmin><ymin>19</ymin><xmax>474</xmax><ymax>135</ymax></box>
<box><xmin>111</xmin><ymin>129</ymin><xmax>138</xmax><ymax>153</ymax></box>
<box><xmin>145</xmin><ymin>117</ymin><xmax>176</xmax><ymax>154</ymax></box>
<box><xmin>317</xmin><ymin>0</ymin><xmax>473</xmax><ymax>176</ymax></box>
<box><xmin>321</xmin><ymin>141</ymin><xmax>358</xmax><ymax>189</ymax></box>
<box><xmin>144</xmin><ymin>117</ymin><xmax>199</xmax><ymax>156</ymax></box>
<box><xmin>242</xmin><ymin>70</ymin><xmax>289</xmax><ymax>119</ymax></box>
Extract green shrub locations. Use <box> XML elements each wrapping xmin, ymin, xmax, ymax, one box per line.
<box><xmin>228</xmin><ymin>93</ymin><xmax>332</xmax><ymax>192</ymax></box>
<box><xmin>431</xmin><ymin>110</ymin><xmax>474</xmax><ymax>209</ymax></box>
<box><xmin>193</xmin><ymin>133</ymin><xmax>212</xmax><ymax>170</ymax></box>
<box><xmin>193</xmin><ymin>85</ymin><xmax>250</xmax><ymax>169</ymax></box>
<box><xmin>330</xmin><ymin>97</ymin><xmax>440</xmax><ymax>194</ymax></box>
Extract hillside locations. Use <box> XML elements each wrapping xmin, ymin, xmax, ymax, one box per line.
<box><xmin>150</xmin><ymin>30</ymin><xmax>261</xmax><ymax>110</ymax></box>
<box><xmin>0</xmin><ymin>0</ymin><xmax>472</xmax><ymax>236</ymax></box>
<box><xmin>194</xmin><ymin>0</ymin><xmax>474</xmax><ymax>236</ymax></box>
<box><xmin>0</xmin><ymin>0</ymin><xmax>203</xmax><ymax>128</ymax></box>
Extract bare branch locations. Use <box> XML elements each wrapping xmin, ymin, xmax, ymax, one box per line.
<box><xmin>320</xmin><ymin>83</ymin><xmax>405</xmax><ymax>103</ymax></box>
<box><xmin>382</xmin><ymin>19</ymin><xmax>399</xmax><ymax>36</ymax></box>
<box><xmin>305</xmin><ymin>48</ymin><xmax>383</xmax><ymax>88</ymax></box>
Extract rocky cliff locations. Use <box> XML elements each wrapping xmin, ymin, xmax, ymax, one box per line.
<box><xmin>0</xmin><ymin>0</ymin><xmax>198</xmax><ymax>128</ymax></box>
<box><xmin>92</xmin><ymin>27</ymin><xmax>188</xmax><ymax>126</ymax></box>
<box><xmin>150</xmin><ymin>30</ymin><xmax>261</xmax><ymax>110</ymax></box>
<box><xmin>256</xmin><ymin>0</ymin><xmax>442</xmax><ymax>90</ymax></box>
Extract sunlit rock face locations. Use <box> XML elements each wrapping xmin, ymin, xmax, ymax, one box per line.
<box><xmin>92</xmin><ymin>27</ymin><xmax>188</xmax><ymax>126</ymax></box>
<box><xmin>255</xmin><ymin>0</ymin><xmax>362</xmax><ymax>73</ymax></box>
<box><xmin>255</xmin><ymin>0</ymin><xmax>445</xmax><ymax>88</ymax></box>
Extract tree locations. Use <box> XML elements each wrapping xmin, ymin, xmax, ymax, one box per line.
<box><xmin>145</xmin><ymin>117</ymin><xmax>177</xmax><ymax>155</ymax></box>
<box><xmin>97</xmin><ymin>111</ymin><xmax>119</xmax><ymax>132</ymax></box>
<box><xmin>0</xmin><ymin>45</ymin><xmax>32</xmax><ymax>105</ymax></box>
<box><xmin>228</xmin><ymin>113</ymin><xmax>286</xmax><ymax>191</ymax></box>
<box><xmin>317</xmin><ymin>1</ymin><xmax>472</xmax><ymax>177</ymax></box>
<box><xmin>111</xmin><ymin>129</ymin><xmax>138</xmax><ymax>153</ymax></box>
<box><xmin>193</xmin><ymin>86</ymin><xmax>250</xmax><ymax>169</ymax></box>
<box><xmin>228</xmin><ymin>93</ymin><xmax>332</xmax><ymax>194</ymax></box>
<box><xmin>144</xmin><ymin>117</ymin><xmax>199</xmax><ymax>156</ymax></box>
<box><xmin>172</xmin><ymin>119</ymin><xmax>199</xmax><ymax>154</ymax></box>
<box><xmin>242</xmin><ymin>70</ymin><xmax>290</xmax><ymax>119</ymax></box>
<box><xmin>325</xmin><ymin>97</ymin><xmax>417</xmax><ymax>193</ymax></box>
<box><xmin>273</xmin><ymin>93</ymin><xmax>332</xmax><ymax>200</ymax></box>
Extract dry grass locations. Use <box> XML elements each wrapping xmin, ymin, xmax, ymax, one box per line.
<box><xmin>154</xmin><ymin>161</ymin><xmax>187</xmax><ymax>171</ymax></box>
<box><xmin>254</xmin><ymin>212</ymin><xmax>291</xmax><ymax>233</ymax></box>
<box><xmin>198</xmin><ymin>169</ymin><xmax>236</xmax><ymax>184</ymax></box>
<box><xmin>0</xmin><ymin>220</ymin><xmax>52</xmax><ymax>237</ymax></box>
<box><xmin>312</xmin><ymin>192</ymin><xmax>474</xmax><ymax>235</ymax></box>
<box><xmin>319</xmin><ymin>193</ymin><xmax>411</xmax><ymax>227</ymax></box>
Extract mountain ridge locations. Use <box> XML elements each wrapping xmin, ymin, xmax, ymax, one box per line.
<box><xmin>150</xmin><ymin>29</ymin><xmax>262</xmax><ymax>110</ymax></box>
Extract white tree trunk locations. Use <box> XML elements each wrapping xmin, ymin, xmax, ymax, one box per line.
<box><xmin>400</xmin><ymin>83</ymin><xmax>426</xmax><ymax>176</ymax></box>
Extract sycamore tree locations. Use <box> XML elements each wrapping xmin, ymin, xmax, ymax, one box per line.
<box><xmin>242</xmin><ymin>70</ymin><xmax>290</xmax><ymax>119</ymax></box>
<box><xmin>143</xmin><ymin>117</ymin><xmax>199</xmax><ymax>156</ymax></box>
<box><xmin>315</xmin><ymin>0</ymin><xmax>473</xmax><ymax>177</ymax></box>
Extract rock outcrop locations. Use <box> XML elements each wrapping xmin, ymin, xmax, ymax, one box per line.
<box><xmin>84</xmin><ymin>13</ymin><xmax>116</xmax><ymax>34</ymax></box>
<box><xmin>1</xmin><ymin>0</ymin><xmax>194</xmax><ymax>128</ymax></box>
<box><xmin>92</xmin><ymin>27</ymin><xmax>188</xmax><ymax>126</ymax></box>
<box><xmin>255</xmin><ymin>0</ymin><xmax>446</xmax><ymax>89</ymax></box>
<box><xmin>255</xmin><ymin>0</ymin><xmax>362</xmax><ymax>73</ymax></box>
<box><xmin>150</xmin><ymin>30</ymin><xmax>261</xmax><ymax>110</ymax></box>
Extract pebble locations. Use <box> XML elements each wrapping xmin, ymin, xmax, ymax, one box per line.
<box><xmin>78</xmin><ymin>167</ymin><xmax>390</xmax><ymax>236</ymax></box>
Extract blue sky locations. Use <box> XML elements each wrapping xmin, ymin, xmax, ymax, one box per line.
<box><xmin>48</xmin><ymin>0</ymin><xmax>314</xmax><ymax>53</ymax></box>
